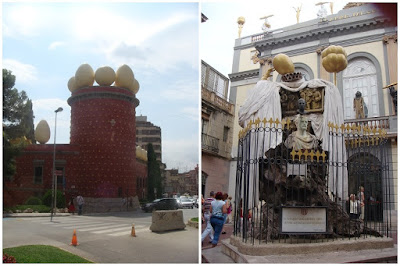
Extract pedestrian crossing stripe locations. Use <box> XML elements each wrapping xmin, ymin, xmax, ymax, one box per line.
<box><xmin>63</xmin><ymin>222</ymin><xmax>114</xmax><ymax>229</ymax></box>
<box><xmin>93</xmin><ymin>226</ymin><xmax>132</xmax><ymax>234</ymax></box>
<box><xmin>108</xmin><ymin>227</ymin><xmax>150</xmax><ymax>236</ymax></box>
<box><xmin>29</xmin><ymin>217</ymin><xmax>150</xmax><ymax>237</ymax></box>
<box><xmin>78</xmin><ymin>224</ymin><xmax>128</xmax><ymax>232</ymax></box>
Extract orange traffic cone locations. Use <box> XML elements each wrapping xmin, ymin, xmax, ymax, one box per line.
<box><xmin>70</xmin><ymin>229</ymin><xmax>79</xmax><ymax>246</ymax></box>
<box><xmin>131</xmin><ymin>223</ymin><xmax>136</xmax><ymax>237</ymax></box>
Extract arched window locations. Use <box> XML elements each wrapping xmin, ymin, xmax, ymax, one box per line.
<box><xmin>342</xmin><ymin>58</ymin><xmax>379</xmax><ymax>119</ymax></box>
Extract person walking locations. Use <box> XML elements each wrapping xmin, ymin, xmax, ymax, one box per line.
<box><xmin>68</xmin><ymin>197</ymin><xmax>75</xmax><ymax>215</ymax></box>
<box><xmin>201</xmin><ymin>191</ymin><xmax>215</xmax><ymax>244</ymax></box>
<box><xmin>76</xmin><ymin>195</ymin><xmax>84</xmax><ymax>215</ymax></box>
<box><xmin>210</xmin><ymin>191</ymin><xmax>229</xmax><ymax>247</ymax></box>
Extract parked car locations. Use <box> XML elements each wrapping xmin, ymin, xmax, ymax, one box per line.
<box><xmin>142</xmin><ymin>198</ymin><xmax>179</xmax><ymax>212</ymax></box>
<box><xmin>180</xmin><ymin>198</ymin><xmax>194</xmax><ymax>209</ymax></box>
<box><xmin>194</xmin><ymin>198</ymin><xmax>199</xmax><ymax>208</ymax></box>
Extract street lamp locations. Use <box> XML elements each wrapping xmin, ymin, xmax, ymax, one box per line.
<box><xmin>50</xmin><ymin>107</ymin><xmax>63</xmax><ymax>222</ymax></box>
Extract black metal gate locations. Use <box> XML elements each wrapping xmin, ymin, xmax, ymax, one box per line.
<box><xmin>234</xmin><ymin>118</ymin><xmax>393</xmax><ymax>244</ymax></box>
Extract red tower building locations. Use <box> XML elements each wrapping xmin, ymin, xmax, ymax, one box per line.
<box><xmin>68</xmin><ymin>85</ymin><xmax>140</xmax><ymax>198</ymax></box>
<box><xmin>4</xmin><ymin>85</ymin><xmax>145</xmax><ymax>212</ymax></box>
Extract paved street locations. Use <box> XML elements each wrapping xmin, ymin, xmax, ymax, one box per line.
<box><xmin>3</xmin><ymin>208</ymin><xmax>199</xmax><ymax>263</ymax></box>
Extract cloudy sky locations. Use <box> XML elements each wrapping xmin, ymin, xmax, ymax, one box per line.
<box><xmin>3</xmin><ymin>2</ymin><xmax>199</xmax><ymax>172</ymax></box>
<box><xmin>201</xmin><ymin>0</ymin><xmax>350</xmax><ymax>80</ymax></box>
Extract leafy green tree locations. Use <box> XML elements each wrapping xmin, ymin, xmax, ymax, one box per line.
<box><xmin>3</xmin><ymin>69</ymin><xmax>35</xmax><ymax>182</ymax></box>
<box><xmin>147</xmin><ymin>143</ymin><xmax>162</xmax><ymax>201</ymax></box>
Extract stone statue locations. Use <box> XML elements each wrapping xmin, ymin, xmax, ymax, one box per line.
<box><xmin>388</xmin><ymin>85</ymin><xmax>397</xmax><ymax>115</ymax></box>
<box><xmin>316</xmin><ymin>3</ymin><xmax>328</xmax><ymax>19</ymax></box>
<box><xmin>298</xmin><ymin>98</ymin><xmax>306</xmax><ymax>114</ymax></box>
<box><xmin>312</xmin><ymin>88</ymin><xmax>322</xmax><ymax>109</ymax></box>
<box><xmin>285</xmin><ymin>115</ymin><xmax>319</xmax><ymax>150</ymax></box>
<box><xmin>353</xmin><ymin>91</ymin><xmax>365</xmax><ymax>119</ymax></box>
<box><xmin>260</xmin><ymin>15</ymin><xmax>273</xmax><ymax>33</ymax></box>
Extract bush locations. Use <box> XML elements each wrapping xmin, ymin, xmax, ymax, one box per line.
<box><xmin>42</xmin><ymin>190</ymin><xmax>65</xmax><ymax>208</ymax></box>
<box><xmin>25</xmin><ymin>196</ymin><xmax>42</xmax><ymax>205</ymax></box>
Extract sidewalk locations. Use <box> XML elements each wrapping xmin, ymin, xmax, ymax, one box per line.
<box><xmin>201</xmin><ymin>221</ymin><xmax>235</xmax><ymax>263</ymax></box>
<box><xmin>201</xmin><ymin>221</ymin><xmax>397</xmax><ymax>263</ymax></box>
<box><xmin>4</xmin><ymin>212</ymin><xmax>71</xmax><ymax>218</ymax></box>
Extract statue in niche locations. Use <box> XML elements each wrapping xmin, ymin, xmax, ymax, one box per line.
<box><xmin>285</xmin><ymin>114</ymin><xmax>319</xmax><ymax>150</ymax></box>
<box><xmin>312</xmin><ymin>88</ymin><xmax>322</xmax><ymax>109</ymax></box>
<box><xmin>388</xmin><ymin>85</ymin><xmax>397</xmax><ymax>115</ymax></box>
<box><xmin>353</xmin><ymin>91</ymin><xmax>365</xmax><ymax>119</ymax></box>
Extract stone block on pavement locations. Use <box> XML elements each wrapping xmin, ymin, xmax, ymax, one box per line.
<box><xmin>150</xmin><ymin>210</ymin><xmax>186</xmax><ymax>232</ymax></box>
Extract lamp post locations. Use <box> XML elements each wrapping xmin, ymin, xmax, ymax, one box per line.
<box><xmin>50</xmin><ymin>107</ymin><xmax>63</xmax><ymax>222</ymax></box>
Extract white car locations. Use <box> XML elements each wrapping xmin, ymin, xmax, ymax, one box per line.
<box><xmin>180</xmin><ymin>198</ymin><xmax>194</xmax><ymax>209</ymax></box>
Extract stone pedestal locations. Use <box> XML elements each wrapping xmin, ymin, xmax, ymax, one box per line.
<box><xmin>150</xmin><ymin>210</ymin><xmax>186</xmax><ymax>232</ymax></box>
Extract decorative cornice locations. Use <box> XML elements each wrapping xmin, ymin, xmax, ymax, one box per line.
<box><xmin>229</xmin><ymin>69</ymin><xmax>260</xmax><ymax>82</ymax></box>
<box><xmin>383</xmin><ymin>34</ymin><xmax>397</xmax><ymax>44</ymax></box>
<box><xmin>255</xmin><ymin>17</ymin><xmax>389</xmax><ymax>52</ymax></box>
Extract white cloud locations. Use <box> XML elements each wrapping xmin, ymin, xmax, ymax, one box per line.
<box><xmin>163</xmin><ymin>134</ymin><xmax>199</xmax><ymax>171</ymax></box>
<box><xmin>3</xmin><ymin>59</ymin><xmax>38</xmax><ymax>83</ymax></box>
<box><xmin>48</xmin><ymin>41</ymin><xmax>66</xmax><ymax>50</ymax></box>
<box><xmin>161</xmin><ymin>79</ymin><xmax>199</xmax><ymax>101</ymax></box>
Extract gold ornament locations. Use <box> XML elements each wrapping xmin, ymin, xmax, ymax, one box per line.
<box><xmin>272</xmin><ymin>54</ymin><xmax>295</xmax><ymax>75</ymax></box>
<box><xmin>321</xmin><ymin>45</ymin><xmax>348</xmax><ymax>73</ymax></box>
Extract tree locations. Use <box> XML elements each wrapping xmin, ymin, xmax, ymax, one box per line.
<box><xmin>147</xmin><ymin>143</ymin><xmax>162</xmax><ymax>201</ymax></box>
<box><xmin>3</xmin><ymin>69</ymin><xmax>35</xmax><ymax>182</ymax></box>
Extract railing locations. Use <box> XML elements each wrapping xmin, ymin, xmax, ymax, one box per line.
<box><xmin>202</xmin><ymin>87</ymin><xmax>234</xmax><ymax>115</ymax></box>
<box><xmin>344</xmin><ymin>116</ymin><xmax>390</xmax><ymax>129</ymax></box>
<box><xmin>202</xmin><ymin>133</ymin><xmax>219</xmax><ymax>153</ymax></box>
<box><xmin>251</xmin><ymin>33</ymin><xmax>266</xmax><ymax>42</ymax></box>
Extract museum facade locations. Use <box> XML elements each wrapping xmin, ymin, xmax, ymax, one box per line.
<box><xmin>228</xmin><ymin>3</ymin><xmax>397</xmax><ymax>217</ymax></box>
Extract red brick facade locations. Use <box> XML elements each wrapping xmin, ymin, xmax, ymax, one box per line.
<box><xmin>4</xmin><ymin>86</ymin><xmax>147</xmax><ymax>208</ymax></box>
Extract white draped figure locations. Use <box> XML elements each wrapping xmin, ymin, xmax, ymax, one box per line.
<box><xmin>238</xmin><ymin>77</ymin><xmax>348</xmax><ymax>209</ymax></box>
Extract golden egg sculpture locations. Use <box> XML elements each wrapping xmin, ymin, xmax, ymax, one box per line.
<box><xmin>68</xmin><ymin>76</ymin><xmax>78</xmax><ymax>92</ymax></box>
<box><xmin>35</xmin><ymin>120</ymin><xmax>51</xmax><ymax>144</ymax></box>
<box><xmin>75</xmin><ymin>63</ymin><xmax>95</xmax><ymax>89</ymax></box>
<box><xmin>115</xmin><ymin>64</ymin><xmax>134</xmax><ymax>89</ymax></box>
<box><xmin>272</xmin><ymin>54</ymin><xmax>295</xmax><ymax>75</ymax></box>
<box><xmin>139</xmin><ymin>148</ymin><xmax>144</xmax><ymax>160</ymax></box>
<box><xmin>95</xmin><ymin>66</ymin><xmax>116</xmax><ymax>86</ymax></box>
<box><xmin>130</xmin><ymin>79</ymin><xmax>140</xmax><ymax>94</ymax></box>
<box><xmin>322</xmin><ymin>45</ymin><xmax>348</xmax><ymax>73</ymax></box>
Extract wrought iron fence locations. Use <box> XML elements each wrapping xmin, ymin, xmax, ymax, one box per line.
<box><xmin>234</xmin><ymin>118</ymin><xmax>393</xmax><ymax>244</ymax></box>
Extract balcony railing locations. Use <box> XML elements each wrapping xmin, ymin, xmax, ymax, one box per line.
<box><xmin>344</xmin><ymin>116</ymin><xmax>390</xmax><ymax>130</ymax></box>
<box><xmin>202</xmin><ymin>133</ymin><xmax>219</xmax><ymax>153</ymax></box>
<box><xmin>202</xmin><ymin>87</ymin><xmax>234</xmax><ymax>115</ymax></box>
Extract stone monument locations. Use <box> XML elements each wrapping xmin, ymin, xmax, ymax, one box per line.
<box><xmin>234</xmin><ymin>49</ymin><xmax>387</xmax><ymax>246</ymax></box>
